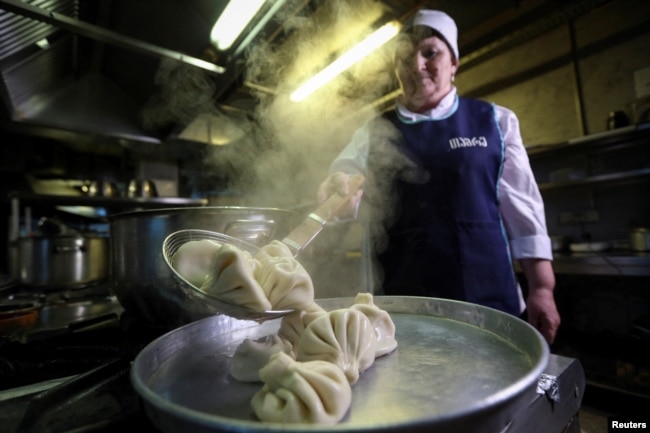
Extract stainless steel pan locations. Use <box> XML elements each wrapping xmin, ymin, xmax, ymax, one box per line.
<box><xmin>132</xmin><ymin>296</ymin><xmax>549</xmax><ymax>433</ymax></box>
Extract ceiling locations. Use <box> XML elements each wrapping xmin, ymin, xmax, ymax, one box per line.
<box><xmin>0</xmin><ymin>0</ymin><xmax>606</xmax><ymax>153</ymax></box>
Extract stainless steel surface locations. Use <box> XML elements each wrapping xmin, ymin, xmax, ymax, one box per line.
<box><xmin>17</xmin><ymin>235</ymin><xmax>109</xmax><ymax>288</ymax></box>
<box><xmin>20</xmin><ymin>298</ymin><xmax>124</xmax><ymax>342</ymax></box>
<box><xmin>109</xmin><ymin>206</ymin><xmax>302</xmax><ymax>327</ymax></box>
<box><xmin>36</xmin><ymin>300</ymin><xmax>120</xmax><ymax>330</ymax></box>
<box><xmin>162</xmin><ymin>229</ymin><xmax>293</xmax><ymax>322</ymax></box>
<box><xmin>505</xmin><ymin>355</ymin><xmax>585</xmax><ymax>433</ymax></box>
<box><xmin>132</xmin><ymin>296</ymin><xmax>549</xmax><ymax>433</ymax></box>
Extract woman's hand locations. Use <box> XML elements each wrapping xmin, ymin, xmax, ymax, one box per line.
<box><xmin>317</xmin><ymin>172</ymin><xmax>364</xmax><ymax>219</ymax></box>
<box><xmin>526</xmin><ymin>287</ymin><xmax>561</xmax><ymax>345</ymax></box>
<box><xmin>519</xmin><ymin>258</ymin><xmax>561</xmax><ymax>345</ymax></box>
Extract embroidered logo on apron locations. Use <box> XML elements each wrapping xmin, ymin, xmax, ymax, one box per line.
<box><xmin>448</xmin><ymin>136</ymin><xmax>488</xmax><ymax>149</ymax></box>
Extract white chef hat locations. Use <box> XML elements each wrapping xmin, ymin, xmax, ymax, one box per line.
<box><xmin>408</xmin><ymin>10</ymin><xmax>459</xmax><ymax>60</ymax></box>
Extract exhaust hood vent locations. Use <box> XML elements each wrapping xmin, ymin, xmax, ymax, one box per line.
<box><xmin>1</xmin><ymin>34</ymin><xmax>73</xmax><ymax>114</ymax></box>
<box><xmin>0</xmin><ymin>0</ymin><xmax>74</xmax><ymax>61</ymax></box>
<box><xmin>0</xmin><ymin>0</ymin><xmax>76</xmax><ymax>112</ymax></box>
<box><xmin>177</xmin><ymin>112</ymin><xmax>246</xmax><ymax>146</ymax></box>
<box><xmin>0</xmin><ymin>0</ymin><xmax>161</xmax><ymax>150</ymax></box>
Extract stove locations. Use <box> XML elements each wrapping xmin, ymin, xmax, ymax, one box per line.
<box><xmin>1</xmin><ymin>359</ymin><xmax>155</xmax><ymax>433</ymax></box>
<box><xmin>0</xmin><ymin>281</ymin><xmax>165</xmax><ymax>433</ymax></box>
<box><xmin>0</xmin><ymin>283</ymin><xmax>587</xmax><ymax>433</ymax></box>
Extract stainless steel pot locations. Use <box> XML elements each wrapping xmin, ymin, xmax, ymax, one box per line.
<box><xmin>127</xmin><ymin>179</ymin><xmax>157</xmax><ymax>198</ymax></box>
<box><xmin>109</xmin><ymin>206</ymin><xmax>302</xmax><ymax>327</ymax></box>
<box><xmin>18</xmin><ymin>235</ymin><xmax>109</xmax><ymax>287</ymax></box>
<box><xmin>88</xmin><ymin>179</ymin><xmax>120</xmax><ymax>197</ymax></box>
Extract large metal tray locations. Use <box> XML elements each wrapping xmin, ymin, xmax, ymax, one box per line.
<box><xmin>131</xmin><ymin>296</ymin><xmax>549</xmax><ymax>433</ymax></box>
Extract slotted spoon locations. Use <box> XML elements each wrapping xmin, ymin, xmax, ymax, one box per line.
<box><xmin>162</xmin><ymin>174</ymin><xmax>365</xmax><ymax>321</ymax></box>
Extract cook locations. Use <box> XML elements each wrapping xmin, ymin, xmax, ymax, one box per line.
<box><xmin>318</xmin><ymin>9</ymin><xmax>560</xmax><ymax>344</ymax></box>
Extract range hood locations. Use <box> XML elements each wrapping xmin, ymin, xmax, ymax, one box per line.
<box><xmin>0</xmin><ymin>0</ymin><xmax>243</xmax><ymax>155</ymax></box>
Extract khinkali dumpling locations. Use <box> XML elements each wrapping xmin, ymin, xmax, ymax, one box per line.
<box><xmin>171</xmin><ymin>239</ymin><xmax>222</xmax><ymax>287</ymax></box>
<box><xmin>296</xmin><ymin>308</ymin><xmax>377</xmax><ymax>384</ymax></box>
<box><xmin>254</xmin><ymin>240</ymin><xmax>294</xmax><ymax>261</ymax></box>
<box><xmin>253</xmin><ymin>241</ymin><xmax>314</xmax><ymax>311</ymax></box>
<box><xmin>230</xmin><ymin>334</ymin><xmax>293</xmax><ymax>382</ymax></box>
<box><xmin>278</xmin><ymin>303</ymin><xmax>327</xmax><ymax>355</ymax></box>
<box><xmin>251</xmin><ymin>352</ymin><xmax>351</xmax><ymax>424</ymax></box>
<box><xmin>200</xmin><ymin>244</ymin><xmax>271</xmax><ymax>311</ymax></box>
<box><xmin>349</xmin><ymin>293</ymin><xmax>398</xmax><ymax>357</ymax></box>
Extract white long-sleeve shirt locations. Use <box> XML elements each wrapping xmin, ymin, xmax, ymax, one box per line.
<box><xmin>329</xmin><ymin>87</ymin><xmax>553</xmax><ymax>262</ymax></box>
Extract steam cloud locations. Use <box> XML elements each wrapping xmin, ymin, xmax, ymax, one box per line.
<box><xmin>141</xmin><ymin>0</ymin><xmax>402</xmax><ymax>206</ymax></box>
<box><xmin>239</xmin><ymin>0</ymin><xmax>399</xmax><ymax>206</ymax></box>
<box><xmin>141</xmin><ymin>0</ymin><xmax>417</xmax><ymax>291</ymax></box>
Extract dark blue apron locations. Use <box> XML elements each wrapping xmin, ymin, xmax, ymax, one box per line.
<box><xmin>369</xmin><ymin>97</ymin><xmax>520</xmax><ymax>315</ymax></box>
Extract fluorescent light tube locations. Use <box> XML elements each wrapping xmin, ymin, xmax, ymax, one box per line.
<box><xmin>235</xmin><ymin>0</ymin><xmax>287</xmax><ymax>56</ymax></box>
<box><xmin>290</xmin><ymin>21</ymin><xmax>401</xmax><ymax>102</ymax></box>
<box><xmin>210</xmin><ymin>0</ymin><xmax>266</xmax><ymax>51</ymax></box>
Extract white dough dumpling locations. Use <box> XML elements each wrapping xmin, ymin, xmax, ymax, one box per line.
<box><xmin>251</xmin><ymin>352</ymin><xmax>352</xmax><ymax>425</ymax></box>
<box><xmin>253</xmin><ymin>241</ymin><xmax>315</xmax><ymax>311</ymax></box>
<box><xmin>296</xmin><ymin>308</ymin><xmax>377</xmax><ymax>384</ymax></box>
<box><xmin>349</xmin><ymin>293</ymin><xmax>398</xmax><ymax>357</ymax></box>
<box><xmin>230</xmin><ymin>334</ymin><xmax>293</xmax><ymax>382</ymax></box>
<box><xmin>278</xmin><ymin>302</ymin><xmax>327</xmax><ymax>356</ymax></box>
<box><xmin>171</xmin><ymin>239</ymin><xmax>223</xmax><ymax>287</ymax></box>
<box><xmin>180</xmin><ymin>238</ymin><xmax>314</xmax><ymax>313</ymax></box>
<box><xmin>200</xmin><ymin>244</ymin><xmax>271</xmax><ymax>312</ymax></box>
<box><xmin>254</xmin><ymin>240</ymin><xmax>294</xmax><ymax>261</ymax></box>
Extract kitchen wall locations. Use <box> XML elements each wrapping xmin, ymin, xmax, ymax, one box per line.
<box><xmin>456</xmin><ymin>0</ymin><xmax>650</xmax><ymax>244</ymax></box>
<box><xmin>458</xmin><ymin>0</ymin><xmax>650</xmax><ymax>143</ymax></box>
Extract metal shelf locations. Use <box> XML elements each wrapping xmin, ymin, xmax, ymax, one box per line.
<box><xmin>538</xmin><ymin>167</ymin><xmax>650</xmax><ymax>191</ymax></box>
<box><xmin>515</xmin><ymin>252</ymin><xmax>650</xmax><ymax>277</ymax></box>
<box><xmin>7</xmin><ymin>192</ymin><xmax>207</xmax><ymax>210</ymax></box>
<box><xmin>5</xmin><ymin>193</ymin><xmax>208</xmax><ymax>232</ymax></box>
<box><xmin>527</xmin><ymin>123</ymin><xmax>650</xmax><ymax>158</ymax></box>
